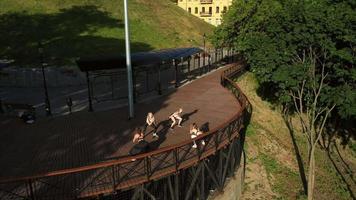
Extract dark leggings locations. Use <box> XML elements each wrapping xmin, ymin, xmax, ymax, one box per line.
<box><xmin>144</xmin><ymin>123</ymin><xmax>158</xmax><ymax>133</ymax></box>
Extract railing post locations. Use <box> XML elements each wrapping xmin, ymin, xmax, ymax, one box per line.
<box><xmin>207</xmin><ymin>51</ymin><xmax>211</xmax><ymax>72</ymax></box>
<box><xmin>193</xmin><ymin>55</ymin><xmax>196</xmax><ymax>72</ymax></box>
<box><xmin>146</xmin><ymin>157</ymin><xmax>151</xmax><ymax>179</ymax></box>
<box><xmin>112</xmin><ymin>165</ymin><xmax>116</xmax><ymax>192</ymax></box>
<box><xmin>157</xmin><ymin>63</ymin><xmax>162</xmax><ymax>95</ymax></box>
<box><xmin>28</xmin><ymin>179</ymin><xmax>35</xmax><ymax>200</ymax></box>
<box><xmin>198</xmin><ymin>54</ymin><xmax>201</xmax><ymax>76</ymax></box>
<box><xmin>200</xmin><ymin>163</ymin><xmax>205</xmax><ymax>200</ymax></box>
<box><xmin>203</xmin><ymin>49</ymin><xmax>206</xmax><ymax>68</ymax></box>
<box><xmin>174</xmin><ymin>173</ymin><xmax>179</xmax><ymax>200</ymax></box>
<box><xmin>188</xmin><ymin>56</ymin><xmax>191</xmax><ymax>74</ymax></box>
<box><xmin>174</xmin><ymin>148</ymin><xmax>179</xmax><ymax>172</ymax></box>
<box><xmin>180</xmin><ymin>57</ymin><xmax>184</xmax><ymax>81</ymax></box>
<box><xmin>174</xmin><ymin>59</ymin><xmax>179</xmax><ymax>88</ymax></box>
<box><xmin>215</xmin><ymin>132</ymin><xmax>220</xmax><ymax>151</ymax></box>
<box><xmin>86</xmin><ymin>71</ymin><xmax>93</xmax><ymax>112</ymax></box>
<box><xmin>228</xmin><ymin>121</ymin><xmax>233</xmax><ymax>140</ymax></box>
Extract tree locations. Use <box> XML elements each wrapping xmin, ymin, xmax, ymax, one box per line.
<box><xmin>287</xmin><ymin>48</ymin><xmax>336</xmax><ymax>199</ymax></box>
<box><xmin>214</xmin><ymin>0</ymin><xmax>356</xmax><ymax>199</ymax></box>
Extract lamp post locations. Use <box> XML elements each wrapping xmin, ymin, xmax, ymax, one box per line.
<box><xmin>203</xmin><ymin>33</ymin><xmax>206</xmax><ymax>67</ymax></box>
<box><xmin>38</xmin><ymin>42</ymin><xmax>52</xmax><ymax>116</ymax></box>
<box><xmin>124</xmin><ymin>0</ymin><xmax>134</xmax><ymax>119</ymax></box>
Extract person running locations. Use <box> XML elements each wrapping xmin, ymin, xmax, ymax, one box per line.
<box><xmin>190</xmin><ymin>123</ymin><xmax>205</xmax><ymax>148</ymax></box>
<box><xmin>144</xmin><ymin>112</ymin><xmax>158</xmax><ymax>138</ymax></box>
<box><xmin>169</xmin><ymin>108</ymin><xmax>183</xmax><ymax>130</ymax></box>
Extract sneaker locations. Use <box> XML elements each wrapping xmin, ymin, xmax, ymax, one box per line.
<box><xmin>153</xmin><ymin>133</ymin><xmax>159</xmax><ymax>138</ymax></box>
<box><xmin>201</xmin><ymin>141</ymin><xmax>206</xmax><ymax>145</ymax></box>
<box><xmin>170</xmin><ymin>127</ymin><xmax>174</xmax><ymax>131</ymax></box>
<box><xmin>192</xmin><ymin>144</ymin><xmax>197</xmax><ymax>148</ymax></box>
<box><xmin>178</xmin><ymin>125</ymin><xmax>182</xmax><ymax>128</ymax></box>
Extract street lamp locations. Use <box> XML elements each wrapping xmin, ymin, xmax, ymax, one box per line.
<box><xmin>203</xmin><ymin>33</ymin><xmax>206</xmax><ymax>67</ymax></box>
<box><xmin>124</xmin><ymin>0</ymin><xmax>134</xmax><ymax>119</ymax></box>
<box><xmin>38</xmin><ymin>42</ymin><xmax>52</xmax><ymax>116</ymax></box>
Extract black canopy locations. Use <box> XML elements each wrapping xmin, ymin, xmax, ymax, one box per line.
<box><xmin>77</xmin><ymin>47</ymin><xmax>203</xmax><ymax>72</ymax></box>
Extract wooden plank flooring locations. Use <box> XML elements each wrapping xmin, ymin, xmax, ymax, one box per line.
<box><xmin>0</xmin><ymin>65</ymin><xmax>241</xmax><ymax>181</ymax></box>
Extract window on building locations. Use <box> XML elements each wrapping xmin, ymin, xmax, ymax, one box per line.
<box><xmin>223</xmin><ymin>6</ymin><xmax>227</xmax><ymax>12</ymax></box>
<box><xmin>188</xmin><ymin>7</ymin><xmax>191</xmax><ymax>13</ymax></box>
<box><xmin>216</xmin><ymin>6</ymin><xmax>219</xmax><ymax>13</ymax></box>
<box><xmin>209</xmin><ymin>7</ymin><xmax>212</xmax><ymax>14</ymax></box>
<box><xmin>195</xmin><ymin>7</ymin><xmax>198</xmax><ymax>14</ymax></box>
<box><xmin>202</xmin><ymin>7</ymin><xmax>205</xmax><ymax>13</ymax></box>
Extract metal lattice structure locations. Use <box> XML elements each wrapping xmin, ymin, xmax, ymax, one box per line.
<box><xmin>0</xmin><ymin>58</ymin><xmax>251</xmax><ymax>200</ymax></box>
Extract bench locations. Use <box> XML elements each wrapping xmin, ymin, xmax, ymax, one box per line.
<box><xmin>0</xmin><ymin>101</ymin><xmax>35</xmax><ymax>117</ymax></box>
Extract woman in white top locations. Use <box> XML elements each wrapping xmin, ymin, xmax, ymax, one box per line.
<box><xmin>190</xmin><ymin>123</ymin><xmax>205</xmax><ymax>148</ymax></box>
<box><xmin>144</xmin><ymin>112</ymin><xmax>158</xmax><ymax>138</ymax></box>
<box><xmin>169</xmin><ymin>108</ymin><xmax>183</xmax><ymax>130</ymax></box>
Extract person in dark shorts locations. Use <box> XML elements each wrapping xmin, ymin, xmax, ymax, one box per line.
<box><xmin>190</xmin><ymin>123</ymin><xmax>205</xmax><ymax>148</ymax></box>
<box><xmin>144</xmin><ymin>112</ymin><xmax>158</xmax><ymax>138</ymax></box>
<box><xmin>129</xmin><ymin>128</ymin><xmax>150</xmax><ymax>157</ymax></box>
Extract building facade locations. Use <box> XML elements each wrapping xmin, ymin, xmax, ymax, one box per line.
<box><xmin>177</xmin><ymin>0</ymin><xmax>233</xmax><ymax>26</ymax></box>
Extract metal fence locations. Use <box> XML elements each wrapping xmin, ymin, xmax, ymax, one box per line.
<box><xmin>0</xmin><ymin>53</ymin><xmax>251</xmax><ymax>200</ymax></box>
<box><xmin>86</xmin><ymin>48</ymin><xmax>232</xmax><ymax>107</ymax></box>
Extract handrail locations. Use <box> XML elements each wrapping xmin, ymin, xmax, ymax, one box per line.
<box><xmin>0</xmin><ymin>61</ymin><xmax>251</xmax><ymax>199</ymax></box>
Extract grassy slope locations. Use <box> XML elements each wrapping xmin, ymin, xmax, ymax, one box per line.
<box><xmin>237</xmin><ymin>73</ymin><xmax>355</xmax><ymax>200</ymax></box>
<box><xmin>0</xmin><ymin>0</ymin><xmax>213</xmax><ymax>66</ymax></box>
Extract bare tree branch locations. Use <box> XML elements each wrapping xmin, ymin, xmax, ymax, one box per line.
<box><xmin>313</xmin><ymin>104</ymin><xmax>336</xmax><ymax>148</ymax></box>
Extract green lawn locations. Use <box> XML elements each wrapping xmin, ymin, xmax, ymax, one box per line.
<box><xmin>0</xmin><ymin>0</ymin><xmax>214</xmax><ymax>67</ymax></box>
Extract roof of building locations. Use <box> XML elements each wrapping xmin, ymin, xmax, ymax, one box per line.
<box><xmin>76</xmin><ymin>47</ymin><xmax>203</xmax><ymax>72</ymax></box>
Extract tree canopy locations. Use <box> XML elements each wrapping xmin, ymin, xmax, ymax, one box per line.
<box><xmin>213</xmin><ymin>0</ymin><xmax>356</xmax><ymax>121</ymax></box>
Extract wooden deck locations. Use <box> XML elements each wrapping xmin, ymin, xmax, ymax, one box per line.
<box><xmin>0</xmin><ymin>65</ymin><xmax>240</xmax><ymax>180</ymax></box>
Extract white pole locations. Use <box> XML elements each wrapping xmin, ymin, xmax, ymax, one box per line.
<box><xmin>124</xmin><ymin>0</ymin><xmax>134</xmax><ymax>118</ymax></box>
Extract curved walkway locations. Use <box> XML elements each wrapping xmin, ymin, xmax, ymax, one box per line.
<box><xmin>0</xmin><ymin>65</ymin><xmax>240</xmax><ymax>179</ymax></box>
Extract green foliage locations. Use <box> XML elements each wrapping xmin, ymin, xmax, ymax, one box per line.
<box><xmin>260</xmin><ymin>153</ymin><xmax>300</xmax><ymax>199</ymax></box>
<box><xmin>0</xmin><ymin>0</ymin><xmax>213</xmax><ymax>66</ymax></box>
<box><xmin>214</xmin><ymin>0</ymin><xmax>356</xmax><ymax>122</ymax></box>
<box><xmin>349</xmin><ymin>141</ymin><xmax>356</xmax><ymax>154</ymax></box>
<box><xmin>246</xmin><ymin>123</ymin><xmax>256</xmax><ymax>137</ymax></box>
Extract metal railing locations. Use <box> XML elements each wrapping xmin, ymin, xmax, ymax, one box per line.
<box><xmin>0</xmin><ymin>53</ymin><xmax>251</xmax><ymax>199</ymax></box>
<box><xmin>200</xmin><ymin>0</ymin><xmax>213</xmax><ymax>4</ymax></box>
<box><xmin>199</xmin><ymin>12</ymin><xmax>212</xmax><ymax>17</ymax></box>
